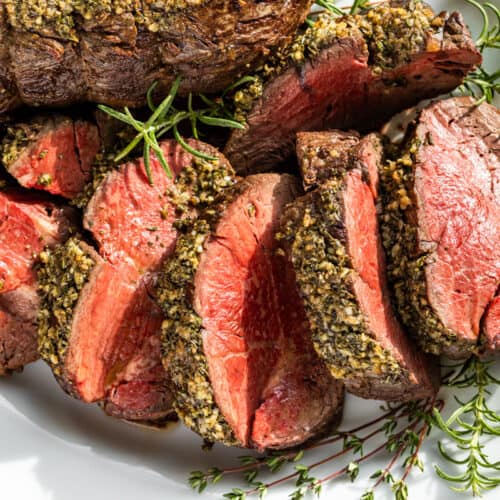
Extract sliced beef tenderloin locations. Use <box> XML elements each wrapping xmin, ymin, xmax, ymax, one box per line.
<box><xmin>280</xmin><ymin>132</ymin><xmax>439</xmax><ymax>401</ymax></box>
<box><xmin>0</xmin><ymin>190</ymin><xmax>74</xmax><ymax>293</ymax></box>
<box><xmin>1</xmin><ymin>115</ymin><xmax>99</xmax><ymax>199</ymax></box>
<box><xmin>380</xmin><ymin>97</ymin><xmax>499</xmax><ymax>359</ymax></box>
<box><xmin>1</xmin><ymin>0</ymin><xmax>311</xmax><ymax>114</ymax></box>
<box><xmin>0</xmin><ymin>284</ymin><xmax>39</xmax><ymax>375</ymax></box>
<box><xmin>0</xmin><ymin>190</ymin><xmax>74</xmax><ymax>373</ymax></box>
<box><xmin>39</xmin><ymin>141</ymin><xmax>236</xmax><ymax>423</ymax></box>
<box><xmin>158</xmin><ymin>173</ymin><xmax>344</xmax><ymax>450</ymax></box>
<box><xmin>38</xmin><ymin>241</ymin><xmax>173</xmax><ymax>421</ymax></box>
<box><xmin>224</xmin><ymin>1</ymin><xmax>481</xmax><ymax>174</ymax></box>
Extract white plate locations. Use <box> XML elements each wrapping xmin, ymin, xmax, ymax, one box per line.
<box><xmin>0</xmin><ymin>2</ymin><xmax>498</xmax><ymax>499</ymax></box>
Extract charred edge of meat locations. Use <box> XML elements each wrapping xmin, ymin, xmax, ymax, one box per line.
<box><xmin>232</xmin><ymin>1</ymin><xmax>446</xmax><ymax>122</ymax></box>
<box><xmin>378</xmin><ymin>139</ymin><xmax>470</xmax><ymax>356</ymax></box>
<box><xmin>7</xmin><ymin>0</ymin><xmax>214</xmax><ymax>42</ymax></box>
<box><xmin>37</xmin><ymin>238</ymin><xmax>97</xmax><ymax>381</ymax></box>
<box><xmin>277</xmin><ymin>184</ymin><xmax>407</xmax><ymax>384</ymax></box>
<box><xmin>158</xmin><ymin>215</ymin><xmax>237</xmax><ymax>446</ymax></box>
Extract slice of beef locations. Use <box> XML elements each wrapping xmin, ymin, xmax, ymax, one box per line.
<box><xmin>1</xmin><ymin>0</ymin><xmax>311</xmax><ymax>114</ymax></box>
<box><xmin>1</xmin><ymin>115</ymin><xmax>99</xmax><ymax>199</ymax></box>
<box><xmin>380</xmin><ymin>97</ymin><xmax>500</xmax><ymax>359</ymax></box>
<box><xmin>0</xmin><ymin>284</ymin><xmax>39</xmax><ymax>375</ymax></box>
<box><xmin>0</xmin><ymin>190</ymin><xmax>74</xmax><ymax>293</ymax></box>
<box><xmin>281</xmin><ymin>132</ymin><xmax>439</xmax><ymax>401</ymax></box>
<box><xmin>39</xmin><ymin>141</ymin><xmax>236</xmax><ymax>423</ymax></box>
<box><xmin>224</xmin><ymin>1</ymin><xmax>481</xmax><ymax>174</ymax></box>
<box><xmin>158</xmin><ymin>173</ymin><xmax>344</xmax><ymax>450</ymax></box>
<box><xmin>38</xmin><ymin>243</ymin><xmax>171</xmax><ymax>415</ymax></box>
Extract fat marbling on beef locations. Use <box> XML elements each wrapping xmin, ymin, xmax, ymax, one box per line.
<box><xmin>38</xmin><ymin>140</ymin><xmax>235</xmax><ymax>423</ymax></box>
<box><xmin>225</xmin><ymin>1</ymin><xmax>481</xmax><ymax>174</ymax></box>
<box><xmin>0</xmin><ymin>0</ymin><xmax>312</xmax><ymax>114</ymax></box>
<box><xmin>380</xmin><ymin>97</ymin><xmax>499</xmax><ymax>359</ymax></box>
<box><xmin>279</xmin><ymin>131</ymin><xmax>439</xmax><ymax>401</ymax></box>
<box><xmin>0</xmin><ymin>190</ymin><xmax>74</xmax><ymax>373</ymax></box>
<box><xmin>158</xmin><ymin>173</ymin><xmax>344</xmax><ymax>451</ymax></box>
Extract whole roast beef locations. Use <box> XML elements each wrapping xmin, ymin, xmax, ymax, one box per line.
<box><xmin>0</xmin><ymin>190</ymin><xmax>74</xmax><ymax>373</ymax></box>
<box><xmin>0</xmin><ymin>0</ymin><xmax>312</xmax><ymax>114</ymax></box>
<box><xmin>1</xmin><ymin>115</ymin><xmax>99</xmax><ymax>199</ymax></box>
<box><xmin>38</xmin><ymin>140</ymin><xmax>235</xmax><ymax>423</ymax></box>
<box><xmin>380</xmin><ymin>97</ymin><xmax>499</xmax><ymax>359</ymax></box>
<box><xmin>158</xmin><ymin>173</ymin><xmax>344</xmax><ymax>451</ymax></box>
<box><xmin>280</xmin><ymin>131</ymin><xmax>439</xmax><ymax>400</ymax></box>
<box><xmin>224</xmin><ymin>1</ymin><xmax>481</xmax><ymax>174</ymax></box>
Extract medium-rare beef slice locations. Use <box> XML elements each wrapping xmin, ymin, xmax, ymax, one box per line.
<box><xmin>0</xmin><ymin>284</ymin><xmax>39</xmax><ymax>374</ymax></box>
<box><xmin>38</xmin><ymin>239</ymin><xmax>175</xmax><ymax>423</ymax></box>
<box><xmin>224</xmin><ymin>1</ymin><xmax>481</xmax><ymax>174</ymax></box>
<box><xmin>84</xmin><ymin>140</ymin><xmax>235</xmax><ymax>272</ymax></box>
<box><xmin>280</xmin><ymin>132</ymin><xmax>439</xmax><ymax>401</ymax></box>
<box><xmin>0</xmin><ymin>190</ymin><xmax>74</xmax><ymax>373</ymax></box>
<box><xmin>158</xmin><ymin>173</ymin><xmax>344</xmax><ymax>450</ymax></box>
<box><xmin>380</xmin><ymin>97</ymin><xmax>500</xmax><ymax>359</ymax></box>
<box><xmin>0</xmin><ymin>190</ymin><xmax>74</xmax><ymax>293</ymax></box>
<box><xmin>0</xmin><ymin>0</ymin><xmax>311</xmax><ymax>114</ymax></box>
<box><xmin>1</xmin><ymin>115</ymin><xmax>99</xmax><ymax>199</ymax></box>
<box><xmin>39</xmin><ymin>141</ymin><xmax>236</xmax><ymax>422</ymax></box>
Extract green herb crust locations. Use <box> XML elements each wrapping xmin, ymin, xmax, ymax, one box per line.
<box><xmin>233</xmin><ymin>1</ymin><xmax>441</xmax><ymax>121</ymax></box>
<box><xmin>378</xmin><ymin>141</ymin><xmax>474</xmax><ymax>357</ymax></box>
<box><xmin>277</xmin><ymin>182</ymin><xmax>405</xmax><ymax>385</ymax></box>
<box><xmin>1</xmin><ymin>121</ymin><xmax>43</xmax><ymax>167</ymax></box>
<box><xmin>157</xmin><ymin>199</ymin><xmax>241</xmax><ymax>445</ymax></box>
<box><xmin>5</xmin><ymin>0</ymin><xmax>207</xmax><ymax>41</ymax></box>
<box><xmin>157</xmin><ymin>155</ymin><xmax>238</xmax><ymax>445</ymax></box>
<box><xmin>37</xmin><ymin>238</ymin><xmax>96</xmax><ymax>379</ymax></box>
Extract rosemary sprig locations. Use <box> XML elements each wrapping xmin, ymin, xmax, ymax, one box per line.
<box><xmin>189</xmin><ymin>400</ymin><xmax>441</xmax><ymax>500</ymax></box>
<box><xmin>98</xmin><ymin>77</ymin><xmax>244</xmax><ymax>184</ymax></box>
<box><xmin>459</xmin><ymin>0</ymin><xmax>500</xmax><ymax>104</ymax></box>
<box><xmin>433</xmin><ymin>356</ymin><xmax>500</xmax><ymax>497</ymax></box>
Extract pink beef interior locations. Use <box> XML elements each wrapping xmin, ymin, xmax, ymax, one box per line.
<box><xmin>7</xmin><ymin>117</ymin><xmax>98</xmax><ymax>199</ymax></box>
<box><xmin>195</xmin><ymin>174</ymin><xmax>342</xmax><ymax>449</ymax></box>
<box><xmin>0</xmin><ymin>191</ymin><xmax>72</xmax><ymax>293</ymax></box>
<box><xmin>344</xmin><ymin>169</ymin><xmax>436</xmax><ymax>399</ymax></box>
<box><xmin>84</xmin><ymin>141</ymin><xmax>190</xmax><ymax>272</ymax></box>
<box><xmin>414</xmin><ymin>99</ymin><xmax>500</xmax><ymax>344</ymax></box>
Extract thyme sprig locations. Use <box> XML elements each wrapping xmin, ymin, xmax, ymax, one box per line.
<box><xmin>189</xmin><ymin>399</ymin><xmax>441</xmax><ymax>500</ymax></box>
<box><xmin>433</xmin><ymin>356</ymin><xmax>500</xmax><ymax>496</ymax></box>
<box><xmin>98</xmin><ymin>77</ymin><xmax>244</xmax><ymax>184</ymax></box>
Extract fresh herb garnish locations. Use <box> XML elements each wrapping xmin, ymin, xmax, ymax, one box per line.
<box><xmin>434</xmin><ymin>357</ymin><xmax>500</xmax><ymax>496</ymax></box>
<box><xmin>189</xmin><ymin>399</ymin><xmax>442</xmax><ymax>500</ymax></box>
<box><xmin>459</xmin><ymin>0</ymin><xmax>499</xmax><ymax>103</ymax></box>
<box><xmin>98</xmin><ymin>77</ymin><xmax>244</xmax><ymax>184</ymax></box>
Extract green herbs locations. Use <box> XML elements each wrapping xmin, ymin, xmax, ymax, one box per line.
<box><xmin>189</xmin><ymin>399</ymin><xmax>441</xmax><ymax>500</ymax></box>
<box><xmin>98</xmin><ymin>77</ymin><xmax>244</xmax><ymax>184</ymax></box>
<box><xmin>459</xmin><ymin>0</ymin><xmax>499</xmax><ymax>103</ymax></box>
<box><xmin>434</xmin><ymin>357</ymin><xmax>500</xmax><ymax>496</ymax></box>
